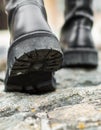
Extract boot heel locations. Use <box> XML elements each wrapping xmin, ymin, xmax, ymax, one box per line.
<box><xmin>5</xmin><ymin>34</ymin><xmax>63</xmax><ymax>93</ymax></box>
<box><xmin>8</xmin><ymin>35</ymin><xmax>63</xmax><ymax>76</ymax></box>
<box><xmin>5</xmin><ymin>71</ymin><xmax>56</xmax><ymax>94</ymax></box>
<box><xmin>63</xmin><ymin>48</ymin><xmax>98</xmax><ymax>68</ymax></box>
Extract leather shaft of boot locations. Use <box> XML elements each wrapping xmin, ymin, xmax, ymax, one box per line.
<box><xmin>3</xmin><ymin>0</ymin><xmax>52</xmax><ymax>43</ymax></box>
<box><xmin>3</xmin><ymin>0</ymin><xmax>44</xmax><ymax>12</ymax></box>
<box><xmin>61</xmin><ymin>0</ymin><xmax>95</xmax><ymax>49</ymax></box>
<box><xmin>64</xmin><ymin>0</ymin><xmax>93</xmax><ymax>28</ymax></box>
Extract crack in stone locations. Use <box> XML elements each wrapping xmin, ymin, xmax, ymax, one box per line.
<box><xmin>39</xmin><ymin>94</ymin><xmax>84</xmax><ymax>112</ymax></box>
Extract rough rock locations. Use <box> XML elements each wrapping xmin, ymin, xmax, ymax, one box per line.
<box><xmin>0</xmin><ymin>61</ymin><xmax>101</xmax><ymax>130</ymax></box>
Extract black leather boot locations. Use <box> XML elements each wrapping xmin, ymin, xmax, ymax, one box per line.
<box><xmin>61</xmin><ymin>0</ymin><xmax>98</xmax><ymax>68</ymax></box>
<box><xmin>4</xmin><ymin>0</ymin><xmax>63</xmax><ymax>94</ymax></box>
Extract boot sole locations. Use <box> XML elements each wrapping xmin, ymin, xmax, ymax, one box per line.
<box><xmin>5</xmin><ymin>72</ymin><xmax>56</xmax><ymax>94</ymax></box>
<box><xmin>5</xmin><ymin>33</ymin><xmax>63</xmax><ymax>93</ymax></box>
<box><xmin>63</xmin><ymin>48</ymin><xmax>98</xmax><ymax>68</ymax></box>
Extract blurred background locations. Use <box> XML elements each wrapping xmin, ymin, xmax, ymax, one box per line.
<box><xmin>0</xmin><ymin>0</ymin><xmax>101</xmax><ymax>72</ymax></box>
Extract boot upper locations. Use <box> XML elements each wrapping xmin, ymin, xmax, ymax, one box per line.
<box><xmin>4</xmin><ymin>0</ymin><xmax>52</xmax><ymax>44</ymax></box>
<box><xmin>61</xmin><ymin>0</ymin><xmax>95</xmax><ymax>51</ymax></box>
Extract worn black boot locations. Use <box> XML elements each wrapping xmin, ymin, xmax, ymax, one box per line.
<box><xmin>4</xmin><ymin>0</ymin><xmax>63</xmax><ymax>94</ymax></box>
<box><xmin>61</xmin><ymin>0</ymin><xmax>98</xmax><ymax>68</ymax></box>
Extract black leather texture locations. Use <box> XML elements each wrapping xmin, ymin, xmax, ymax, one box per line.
<box><xmin>61</xmin><ymin>0</ymin><xmax>95</xmax><ymax>51</ymax></box>
<box><xmin>4</xmin><ymin>0</ymin><xmax>52</xmax><ymax>43</ymax></box>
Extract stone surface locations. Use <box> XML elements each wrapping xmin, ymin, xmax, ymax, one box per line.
<box><xmin>0</xmin><ymin>60</ymin><xmax>101</xmax><ymax>130</ymax></box>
